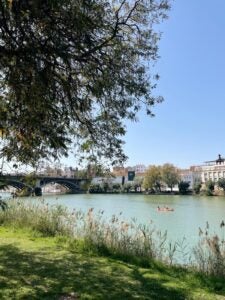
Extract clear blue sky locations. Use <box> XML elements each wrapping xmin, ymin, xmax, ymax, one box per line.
<box><xmin>124</xmin><ymin>0</ymin><xmax>225</xmax><ymax>169</ymax></box>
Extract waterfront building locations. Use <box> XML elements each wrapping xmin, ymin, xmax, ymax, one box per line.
<box><xmin>178</xmin><ymin>155</ymin><xmax>225</xmax><ymax>189</ymax></box>
<box><xmin>179</xmin><ymin>169</ymin><xmax>194</xmax><ymax>188</ymax></box>
<box><xmin>179</xmin><ymin>168</ymin><xmax>201</xmax><ymax>188</ymax></box>
<box><xmin>103</xmin><ymin>156</ymin><xmax>225</xmax><ymax>191</ymax></box>
<box><xmin>192</xmin><ymin>154</ymin><xmax>225</xmax><ymax>183</ymax></box>
<box><xmin>42</xmin><ymin>183</ymin><xmax>66</xmax><ymax>194</ymax></box>
<box><xmin>112</xmin><ymin>166</ymin><xmax>127</xmax><ymax>177</ymax></box>
<box><xmin>63</xmin><ymin>166</ymin><xmax>76</xmax><ymax>178</ymax></box>
<box><xmin>132</xmin><ymin>164</ymin><xmax>147</xmax><ymax>175</ymax></box>
<box><xmin>41</xmin><ymin>165</ymin><xmax>63</xmax><ymax>177</ymax></box>
<box><xmin>92</xmin><ymin>176</ymin><xmax>128</xmax><ymax>186</ymax></box>
<box><xmin>112</xmin><ymin>164</ymin><xmax>147</xmax><ymax>177</ymax></box>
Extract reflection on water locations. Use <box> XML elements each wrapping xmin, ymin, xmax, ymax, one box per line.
<box><xmin>2</xmin><ymin>192</ymin><xmax>225</xmax><ymax>248</ymax></box>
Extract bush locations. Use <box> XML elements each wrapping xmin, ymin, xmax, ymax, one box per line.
<box><xmin>0</xmin><ymin>199</ymin><xmax>7</xmax><ymax>211</ymax></box>
<box><xmin>193</xmin><ymin>181</ymin><xmax>202</xmax><ymax>194</ymax></box>
<box><xmin>88</xmin><ymin>184</ymin><xmax>103</xmax><ymax>193</ymax></box>
<box><xmin>178</xmin><ymin>181</ymin><xmax>190</xmax><ymax>194</ymax></box>
<box><xmin>217</xmin><ymin>178</ymin><xmax>225</xmax><ymax>193</ymax></box>
<box><xmin>193</xmin><ymin>222</ymin><xmax>225</xmax><ymax>277</ymax></box>
<box><xmin>202</xmin><ymin>180</ymin><xmax>215</xmax><ymax>196</ymax></box>
<box><xmin>0</xmin><ymin>199</ymin><xmax>71</xmax><ymax>236</ymax></box>
<box><xmin>205</xmin><ymin>180</ymin><xmax>215</xmax><ymax>192</ymax></box>
<box><xmin>1</xmin><ymin>199</ymin><xmax>225</xmax><ymax>277</ymax></box>
<box><xmin>0</xmin><ymin>199</ymin><xmax>172</xmax><ymax>263</ymax></box>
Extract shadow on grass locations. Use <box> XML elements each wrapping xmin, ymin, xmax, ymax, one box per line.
<box><xmin>0</xmin><ymin>244</ymin><xmax>190</xmax><ymax>300</ymax></box>
<box><xmin>96</xmin><ymin>249</ymin><xmax>225</xmax><ymax>297</ymax></box>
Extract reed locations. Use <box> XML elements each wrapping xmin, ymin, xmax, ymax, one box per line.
<box><xmin>1</xmin><ymin>199</ymin><xmax>225</xmax><ymax>277</ymax></box>
<box><xmin>193</xmin><ymin>221</ymin><xmax>225</xmax><ymax>277</ymax></box>
<box><xmin>0</xmin><ymin>199</ymin><xmax>172</xmax><ymax>262</ymax></box>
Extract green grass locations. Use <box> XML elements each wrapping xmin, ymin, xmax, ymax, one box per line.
<box><xmin>1</xmin><ymin>199</ymin><xmax>225</xmax><ymax>277</ymax></box>
<box><xmin>0</xmin><ymin>227</ymin><xmax>225</xmax><ymax>299</ymax></box>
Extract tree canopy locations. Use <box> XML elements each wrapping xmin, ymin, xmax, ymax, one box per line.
<box><xmin>193</xmin><ymin>178</ymin><xmax>201</xmax><ymax>194</ymax></box>
<box><xmin>161</xmin><ymin>163</ymin><xmax>180</xmax><ymax>192</ymax></box>
<box><xmin>0</xmin><ymin>0</ymin><xmax>170</xmax><ymax>165</ymax></box>
<box><xmin>143</xmin><ymin>165</ymin><xmax>162</xmax><ymax>192</ymax></box>
<box><xmin>178</xmin><ymin>181</ymin><xmax>190</xmax><ymax>195</ymax></box>
<box><xmin>217</xmin><ymin>178</ymin><xmax>225</xmax><ymax>192</ymax></box>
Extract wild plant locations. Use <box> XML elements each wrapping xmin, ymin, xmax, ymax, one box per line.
<box><xmin>2</xmin><ymin>198</ymin><xmax>225</xmax><ymax>277</ymax></box>
<box><xmin>0</xmin><ymin>199</ymin><xmax>71</xmax><ymax>236</ymax></box>
<box><xmin>0</xmin><ymin>199</ymin><xmax>175</xmax><ymax>262</ymax></box>
<box><xmin>0</xmin><ymin>199</ymin><xmax>7</xmax><ymax>211</ymax></box>
<box><xmin>193</xmin><ymin>221</ymin><xmax>225</xmax><ymax>276</ymax></box>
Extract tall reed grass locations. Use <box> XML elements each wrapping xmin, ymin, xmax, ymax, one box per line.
<box><xmin>0</xmin><ymin>199</ymin><xmax>174</xmax><ymax>262</ymax></box>
<box><xmin>193</xmin><ymin>222</ymin><xmax>225</xmax><ymax>277</ymax></box>
<box><xmin>0</xmin><ymin>199</ymin><xmax>225</xmax><ymax>277</ymax></box>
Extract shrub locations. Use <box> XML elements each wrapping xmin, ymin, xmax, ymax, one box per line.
<box><xmin>0</xmin><ymin>199</ymin><xmax>71</xmax><ymax>236</ymax></box>
<box><xmin>0</xmin><ymin>199</ymin><xmax>173</xmax><ymax>263</ymax></box>
<box><xmin>193</xmin><ymin>221</ymin><xmax>225</xmax><ymax>277</ymax></box>
<box><xmin>193</xmin><ymin>181</ymin><xmax>202</xmax><ymax>194</ymax></box>
<box><xmin>217</xmin><ymin>178</ymin><xmax>225</xmax><ymax>193</ymax></box>
<box><xmin>1</xmin><ymin>199</ymin><xmax>225</xmax><ymax>277</ymax></box>
<box><xmin>0</xmin><ymin>199</ymin><xmax>7</xmax><ymax>211</ymax></box>
<box><xmin>202</xmin><ymin>180</ymin><xmax>215</xmax><ymax>196</ymax></box>
<box><xmin>178</xmin><ymin>181</ymin><xmax>190</xmax><ymax>194</ymax></box>
<box><xmin>205</xmin><ymin>180</ymin><xmax>215</xmax><ymax>192</ymax></box>
<box><xmin>88</xmin><ymin>184</ymin><xmax>103</xmax><ymax>193</ymax></box>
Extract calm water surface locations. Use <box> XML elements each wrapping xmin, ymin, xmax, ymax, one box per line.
<box><xmin>2</xmin><ymin>192</ymin><xmax>225</xmax><ymax>247</ymax></box>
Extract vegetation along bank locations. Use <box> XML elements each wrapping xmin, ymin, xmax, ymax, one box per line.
<box><xmin>0</xmin><ymin>199</ymin><xmax>225</xmax><ymax>299</ymax></box>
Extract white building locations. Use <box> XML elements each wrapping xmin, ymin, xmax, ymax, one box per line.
<box><xmin>62</xmin><ymin>166</ymin><xmax>76</xmax><ymax>178</ymax></box>
<box><xmin>134</xmin><ymin>164</ymin><xmax>147</xmax><ymax>174</ymax></box>
<box><xmin>180</xmin><ymin>168</ymin><xmax>201</xmax><ymax>189</ymax></box>
<box><xmin>127</xmin><ymin>164</ymin><xmax>147</xmax><ymax>175</ymax></box>
<box><xmin>193</xmin><ymin>154</ymin><xmax>225</xmax><ymax>183</ymax></box>
<box><xmin>92</xmin><ymin>176</ymin><xmax>127</xmax><ymax>186</ymax></box>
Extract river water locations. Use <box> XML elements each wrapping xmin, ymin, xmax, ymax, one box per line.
<box><xmin>2</xmin><ymin>192</ymin><xmax>225</xmax><ymax>249</ymax></box>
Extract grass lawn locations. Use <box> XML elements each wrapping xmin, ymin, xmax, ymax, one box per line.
<box><xmin>0</xmin><ymin>226</ymin><xmax>225</xmax><ymax>300</ymax></box>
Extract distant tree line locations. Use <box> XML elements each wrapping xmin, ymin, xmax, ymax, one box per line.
<box><xmin>88</xmin><ymin>177</ymin><xmax>143</xmax><ymax>194</ymax></box>
<box><xmin>143</xmin><ymin>164</ymin><xmax>183</xmax><ymax>193</ymax></box>
<box><xmin>194</xmin><ymin>178</ymin><xmax>225</xmax><ymax>196</ymax></box>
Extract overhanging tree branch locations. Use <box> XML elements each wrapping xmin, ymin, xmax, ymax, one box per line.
<box><xmin>0</xmin><ymin>0</ymin><xmax>170</xmax><ymax>165</ymax></box>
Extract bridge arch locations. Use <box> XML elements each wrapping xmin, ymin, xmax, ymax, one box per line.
<box><xmin>40</xmin><ymin>178</ymin><xmax>80</xmax><ymax>193</ymax></box>
<box><xmin>1</xmin><ymin>180</ymin><xmax>33</xmax><ymax>192</ymax></box>
<box><xmin>0</xmin><ymin>175</ymin><xmax>86</xmax><ymax>195</ymax></box>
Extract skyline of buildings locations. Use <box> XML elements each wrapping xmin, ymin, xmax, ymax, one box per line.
<box><xmin>112</xmin><ymin>154</ymin><xmax>225</xmax><ymax>189</ymax></box>
<box><xmin>4</xmin><ymin>155</ymin><xmax>225</xmax><ymax>194</ymax></box>
<box><xmin>4</xmin><ymin>154</ymin><xmax>225</xmax><ymax>191</ymax></box>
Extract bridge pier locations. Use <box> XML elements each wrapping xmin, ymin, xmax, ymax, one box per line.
<box><xmin>34</xmin><ymin>186</ymin><xmax>42</xmax><ymax>196</ymax></box>
<box><xmin>34</xmin><ymin>179</ymin><xmax>42</xmax><ymax>196</ymax></box>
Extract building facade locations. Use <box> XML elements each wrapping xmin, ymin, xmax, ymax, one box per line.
<box><xmin>112</xmin><ymin>164</ymin><xmax>147</xmax><ymax>177</ymax></box>
<box><xmin>192</xmin><ymin>155</ymin><xmax>225</xmax><ymax>183</ymax></box>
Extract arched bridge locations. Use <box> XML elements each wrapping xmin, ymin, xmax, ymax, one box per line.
<box><xmin>39</xmin><ymin>177</ymin><xmax>83</xmax><ymax>193</ymax></box>
<box><xmin>0</xmin><ymin>174</ymin><xmax>88</xmax><ymax>196</ymax></box>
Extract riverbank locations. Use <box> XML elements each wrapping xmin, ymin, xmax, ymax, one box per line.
<box><xmin>0</xmin><ymin>226</ymin><xmax>224</xmax><ymax>299</ymax></box>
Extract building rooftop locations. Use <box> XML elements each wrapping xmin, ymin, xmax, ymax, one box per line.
<box><xmin>204</xmin><ymin>154</ymin><xmax>225</xmax><ymax>166</ymax></box>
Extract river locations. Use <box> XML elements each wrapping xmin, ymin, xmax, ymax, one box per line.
<box><xmin>2</xmin><ymin>192</ymin><xmax>225</xmax><ymax>249</ymax></box>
